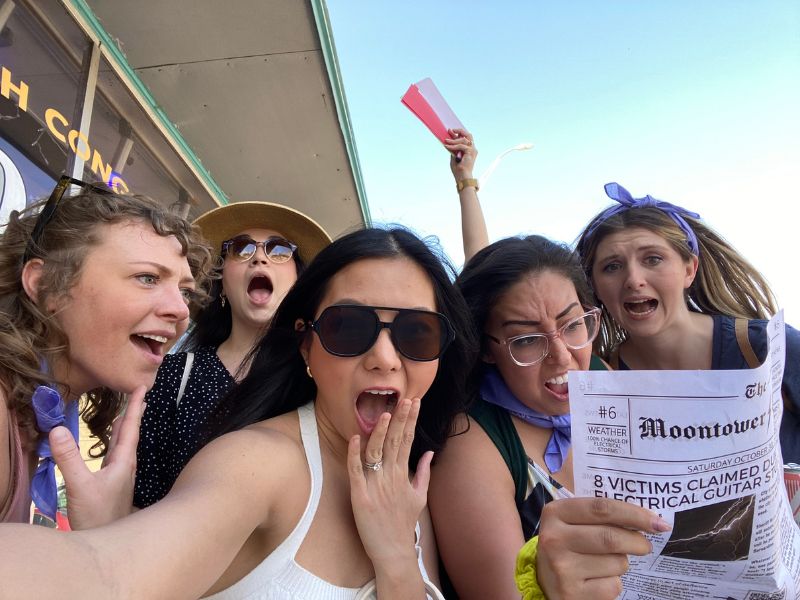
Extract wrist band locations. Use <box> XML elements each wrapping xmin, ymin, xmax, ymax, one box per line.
<box><xmin>515</xmin><ymin>535</ymin><xmax>547</xmax><ymax>600</ymax></box>
<box><xmin>456</xmin><ymin>178</ymin><xmax>479</xmax><ymax>192</ymax></box>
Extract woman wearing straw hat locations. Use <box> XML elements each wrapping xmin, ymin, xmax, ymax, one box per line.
<box><xmin>134</xmin><ymin>201</ymin><xmax>331</xmax><ymax>508</ymax></box>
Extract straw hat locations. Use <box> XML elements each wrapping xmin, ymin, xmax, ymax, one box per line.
<box><xmin>193</xmin><ymin>201</ymin><xmax>331</xmax><ymax>265</ymax></box>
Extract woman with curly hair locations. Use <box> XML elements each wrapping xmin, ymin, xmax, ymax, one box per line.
<box><xmin>0</xmin><ymin>176</ymin><xmax>214</xmax><ymax>528</ymax></box>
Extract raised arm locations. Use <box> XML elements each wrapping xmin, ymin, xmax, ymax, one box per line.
<box><xmin>429</xmin><ymin>416</ymin><xmax>525</xmax><ymax>599</ymax></box>
<box><xmin>444</xmin><ymin>128</ymin><xmax>489</xmax><ymax>261</ymax></box>
<box><xmin>0</xmin><ymin>426</ymin><xmax>303</xmax><ymax>599</ymax></box>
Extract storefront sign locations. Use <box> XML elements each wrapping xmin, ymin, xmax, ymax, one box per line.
<box><xmin>1</xmin><ymin>66</ymin><xmax>129</xmax><ymax>193</ymax></box>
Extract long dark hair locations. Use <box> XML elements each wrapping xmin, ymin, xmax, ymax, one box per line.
<box><xmin>181</xmin><ymin>253</ymin><xmax>306</xmax><ymax>351</ymax></box>
<box><xmin>457</xmin><ymin>234</ymin><xmax>593</xmax><ymax>355</ymax></box>
<box><xmin>210</xmin><ymin>227</ymin><xmax>479</xmax><ymax>466</ymax></box>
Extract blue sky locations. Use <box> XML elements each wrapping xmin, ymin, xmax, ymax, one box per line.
<box><xmin>327</xmin><ymin>1</ymin><xmax>800</xmax><ymax>321</ymax></box>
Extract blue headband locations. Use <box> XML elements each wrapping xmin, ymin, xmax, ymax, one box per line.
<box><xmin>585</xmin><ymin>182</ymin><xmax>701</xmax><ymax>255</ymax></box>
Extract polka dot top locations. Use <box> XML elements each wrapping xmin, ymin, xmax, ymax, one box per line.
<box><xmin>134</xmin><ymin>347</ymin><xmax>235</xmax><ymax>508</ymax></box>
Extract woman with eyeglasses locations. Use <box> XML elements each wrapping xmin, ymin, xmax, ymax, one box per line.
<box><xmin>0</xmin><ymin>227</ymin><xmax>477</xmax><ymax>599</ymax></box>
<box><xmin>134</xmin><ymin>202</ymin><xmax>331</xmax><ymax>508</ymax></box>
<box><xmin>427</xmin><ymin>130</ymin><xmax>608</xmax><ymax>598</ymax></box>
<box><xmin>426</xmin><ymin>233</ymin><xmax>612</xmax><ymax>599</ymax></box>
<box><xmin>0</xmin><ymin>177</ymin><xmax>214</xmax><ymax>527</ymax></box>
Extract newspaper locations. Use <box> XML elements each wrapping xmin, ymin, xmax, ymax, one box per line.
<box><xmin>571</xmin><ymin>312</ymin><xmax>800</xmax><ymax>599</ymax></box>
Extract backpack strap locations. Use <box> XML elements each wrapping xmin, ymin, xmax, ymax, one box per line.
<box><xmin>734</xmin><ymin>318</ymin><xmax>761</xmax><ymax>368</ymax></box>
<box><xmin>176</xmin><ymin>352</ymin><xmax>194</xmax><ymax>407</ymax></box>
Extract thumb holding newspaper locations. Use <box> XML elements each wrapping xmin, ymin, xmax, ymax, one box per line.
<box><xmin>529</xmin><ymin>497</ymin><xmax>671</xmax><ymax>600</ymax></box>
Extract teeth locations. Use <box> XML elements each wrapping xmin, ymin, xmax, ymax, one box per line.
<box><xmin>139</xmin><ymin>334</ymin><xmax>168</xmax><ymax>344</ymax></box>
<box><xmin>365</xmin><ymin>389</ymin><xmax>395</xmax><ymax>395</ymax></box>
<box><xmin>547</xmin><ymin>374</ymin><xmax>568</xmax><ymax>385</ymax></box>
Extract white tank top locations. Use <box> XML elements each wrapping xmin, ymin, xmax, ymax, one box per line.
<box><xmin>205</xmin><ymin>403</ymin><xmax>438</xmax><ymax>600</ymax></box>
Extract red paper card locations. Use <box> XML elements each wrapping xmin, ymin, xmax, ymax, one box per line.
<box><xmin>401</xmin><ymin>78</ymin><xmax>465</xmax><ymax>143</ymax></box>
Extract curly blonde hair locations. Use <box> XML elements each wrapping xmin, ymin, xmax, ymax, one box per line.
<box><xmin>0</xmin><ymin>187</ymin><xmax>216</xmax><ymax>456</ymax></box>
<box><xmin>575</xmin><ymin>207</ymin><xmax>777</xmax><ymax>360</ymax></box>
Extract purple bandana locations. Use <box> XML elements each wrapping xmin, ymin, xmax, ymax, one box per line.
<box><xmin>480</xmin><ymin>367</ymin><xmax>571</xmax><ymax>473</ymax></box>
<box><xmin>585</xmin><ymin>182</ymin><xmax>701</xmax><ymax>255</ymax></box>
<box><xmin>30</xmin><ymin>386</ymin><xmax>79</xmax><ymax>521</ymax></box>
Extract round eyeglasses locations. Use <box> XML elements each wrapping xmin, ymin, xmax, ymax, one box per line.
<box><xmin>221</xmin><ymin>235</ymin><xmax>297</xmax><ymax>263</ymax></box>
<box><xmin>486</xmin><ymin>308</ymin><xmax>601</xmax><ymax>366</ymax></box>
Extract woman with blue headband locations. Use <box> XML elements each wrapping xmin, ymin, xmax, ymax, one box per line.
<box><xmin>521</xmin><ymin>183</ymin><xmax>800</xmax><ymax>600</ymax></box>
<box><xmin>574</xmin><ymin>182</ymin><xmax>799</xmax><ymax>463</ymax></box>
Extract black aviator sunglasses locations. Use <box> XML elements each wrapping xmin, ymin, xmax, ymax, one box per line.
<box><xmin>308</xmin><ymin>304</ymin><xmax>455</xmax><ymax>362</ymax></box>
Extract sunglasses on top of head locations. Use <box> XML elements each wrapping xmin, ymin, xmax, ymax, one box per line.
<box><xmin>307</xmin><ymin>304</ymin><xmax>455</xmax><ymax>362</ymax></box>
<box><xmin>22</xmin><ymin>175</ymin><xmax>115</xmax><ymax>264</ymax></box>
<box><xmin>221</xmin><ymin>235</ymin><xmax>298</xmax><ymax>263</ymax></box>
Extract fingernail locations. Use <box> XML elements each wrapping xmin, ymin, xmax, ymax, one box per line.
<box><xmin>51</xmin><ymin>427</ymin><xmax>70</xmax><ymax>442</ymax></box>
<box><xmin>652</xmin><ymin>516</ymin><xmax>672</xmax><ymax>532</ymax></box>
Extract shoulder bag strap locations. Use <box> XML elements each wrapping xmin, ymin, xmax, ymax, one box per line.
<box><xmin>735</xmin><ymin>318</ymin><xmax>794</xmax><ymax>415</ymax></box>
<box><xmin>176</xmin><ymin>352</ymin><xmax>194</xmax><ymax>408</ymax></box>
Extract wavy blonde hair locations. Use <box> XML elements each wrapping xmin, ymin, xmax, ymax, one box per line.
<box><xmin>0</xmin><ymin>187</ymin><xmax>215</xmax><ymax>456</ymax></box>
<box><xmin>575</xmin><ymin>207</ymin><xmax>777</xmax><ymax>360</ymax></box>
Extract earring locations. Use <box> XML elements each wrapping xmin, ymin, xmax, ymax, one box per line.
<box><xmin>220</xmin><ymin>292</ymin><xmax>227</xmax><ymax>308</ymax></box>
<box><xmin>306</xmin><ymin>365</ymin><xmax>313</xmax><ymax>379</ymax></box>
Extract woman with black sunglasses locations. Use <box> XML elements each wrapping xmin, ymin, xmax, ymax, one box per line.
<box><xmin>0</xmin><ymin>177</ymin><xmax>214</xmax><ymax>527</ymax></box>
<box><xmin>0</xmin><ymin>227</ymin><xmax>478</xmax><ymax>599</ymax></box>
<box><xmin>134</xmin><ymin>202</ymin><xmax>331</xmax><ymax>508</ymax></box>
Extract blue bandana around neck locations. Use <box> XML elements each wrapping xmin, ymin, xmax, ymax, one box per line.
<box><xmin>480</xmin><ymin>367</ymin><xmax>571</xmax><ymax>473</ymax></box>
<box><xmin>30</xmin><ymin>385</ymin><xmax>79</xmax><ymax>522</ymax></box>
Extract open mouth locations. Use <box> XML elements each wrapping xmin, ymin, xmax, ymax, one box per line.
<box><xmin>624</xmin><ymin>298</ymin><xmax>658</xmax><ymax>316</ymax></box>
<box><xmin>355</xmin><ymin>389</ymin><xmax>399</xmax><ymax>434</ymax></box>
<box><xmin>131</xmin><ymin>333</ymin><xmax>168</xmax><ymax>358</ymax></box>
<box><xmin>544</xmin><ymin>373</ymin><xmax>569</xmax><ymax>400</ymax></box>
<box><xmin>247</xmin><ymin>275</ymin><xmax>274</xmax><ymax>305</ymax></box>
